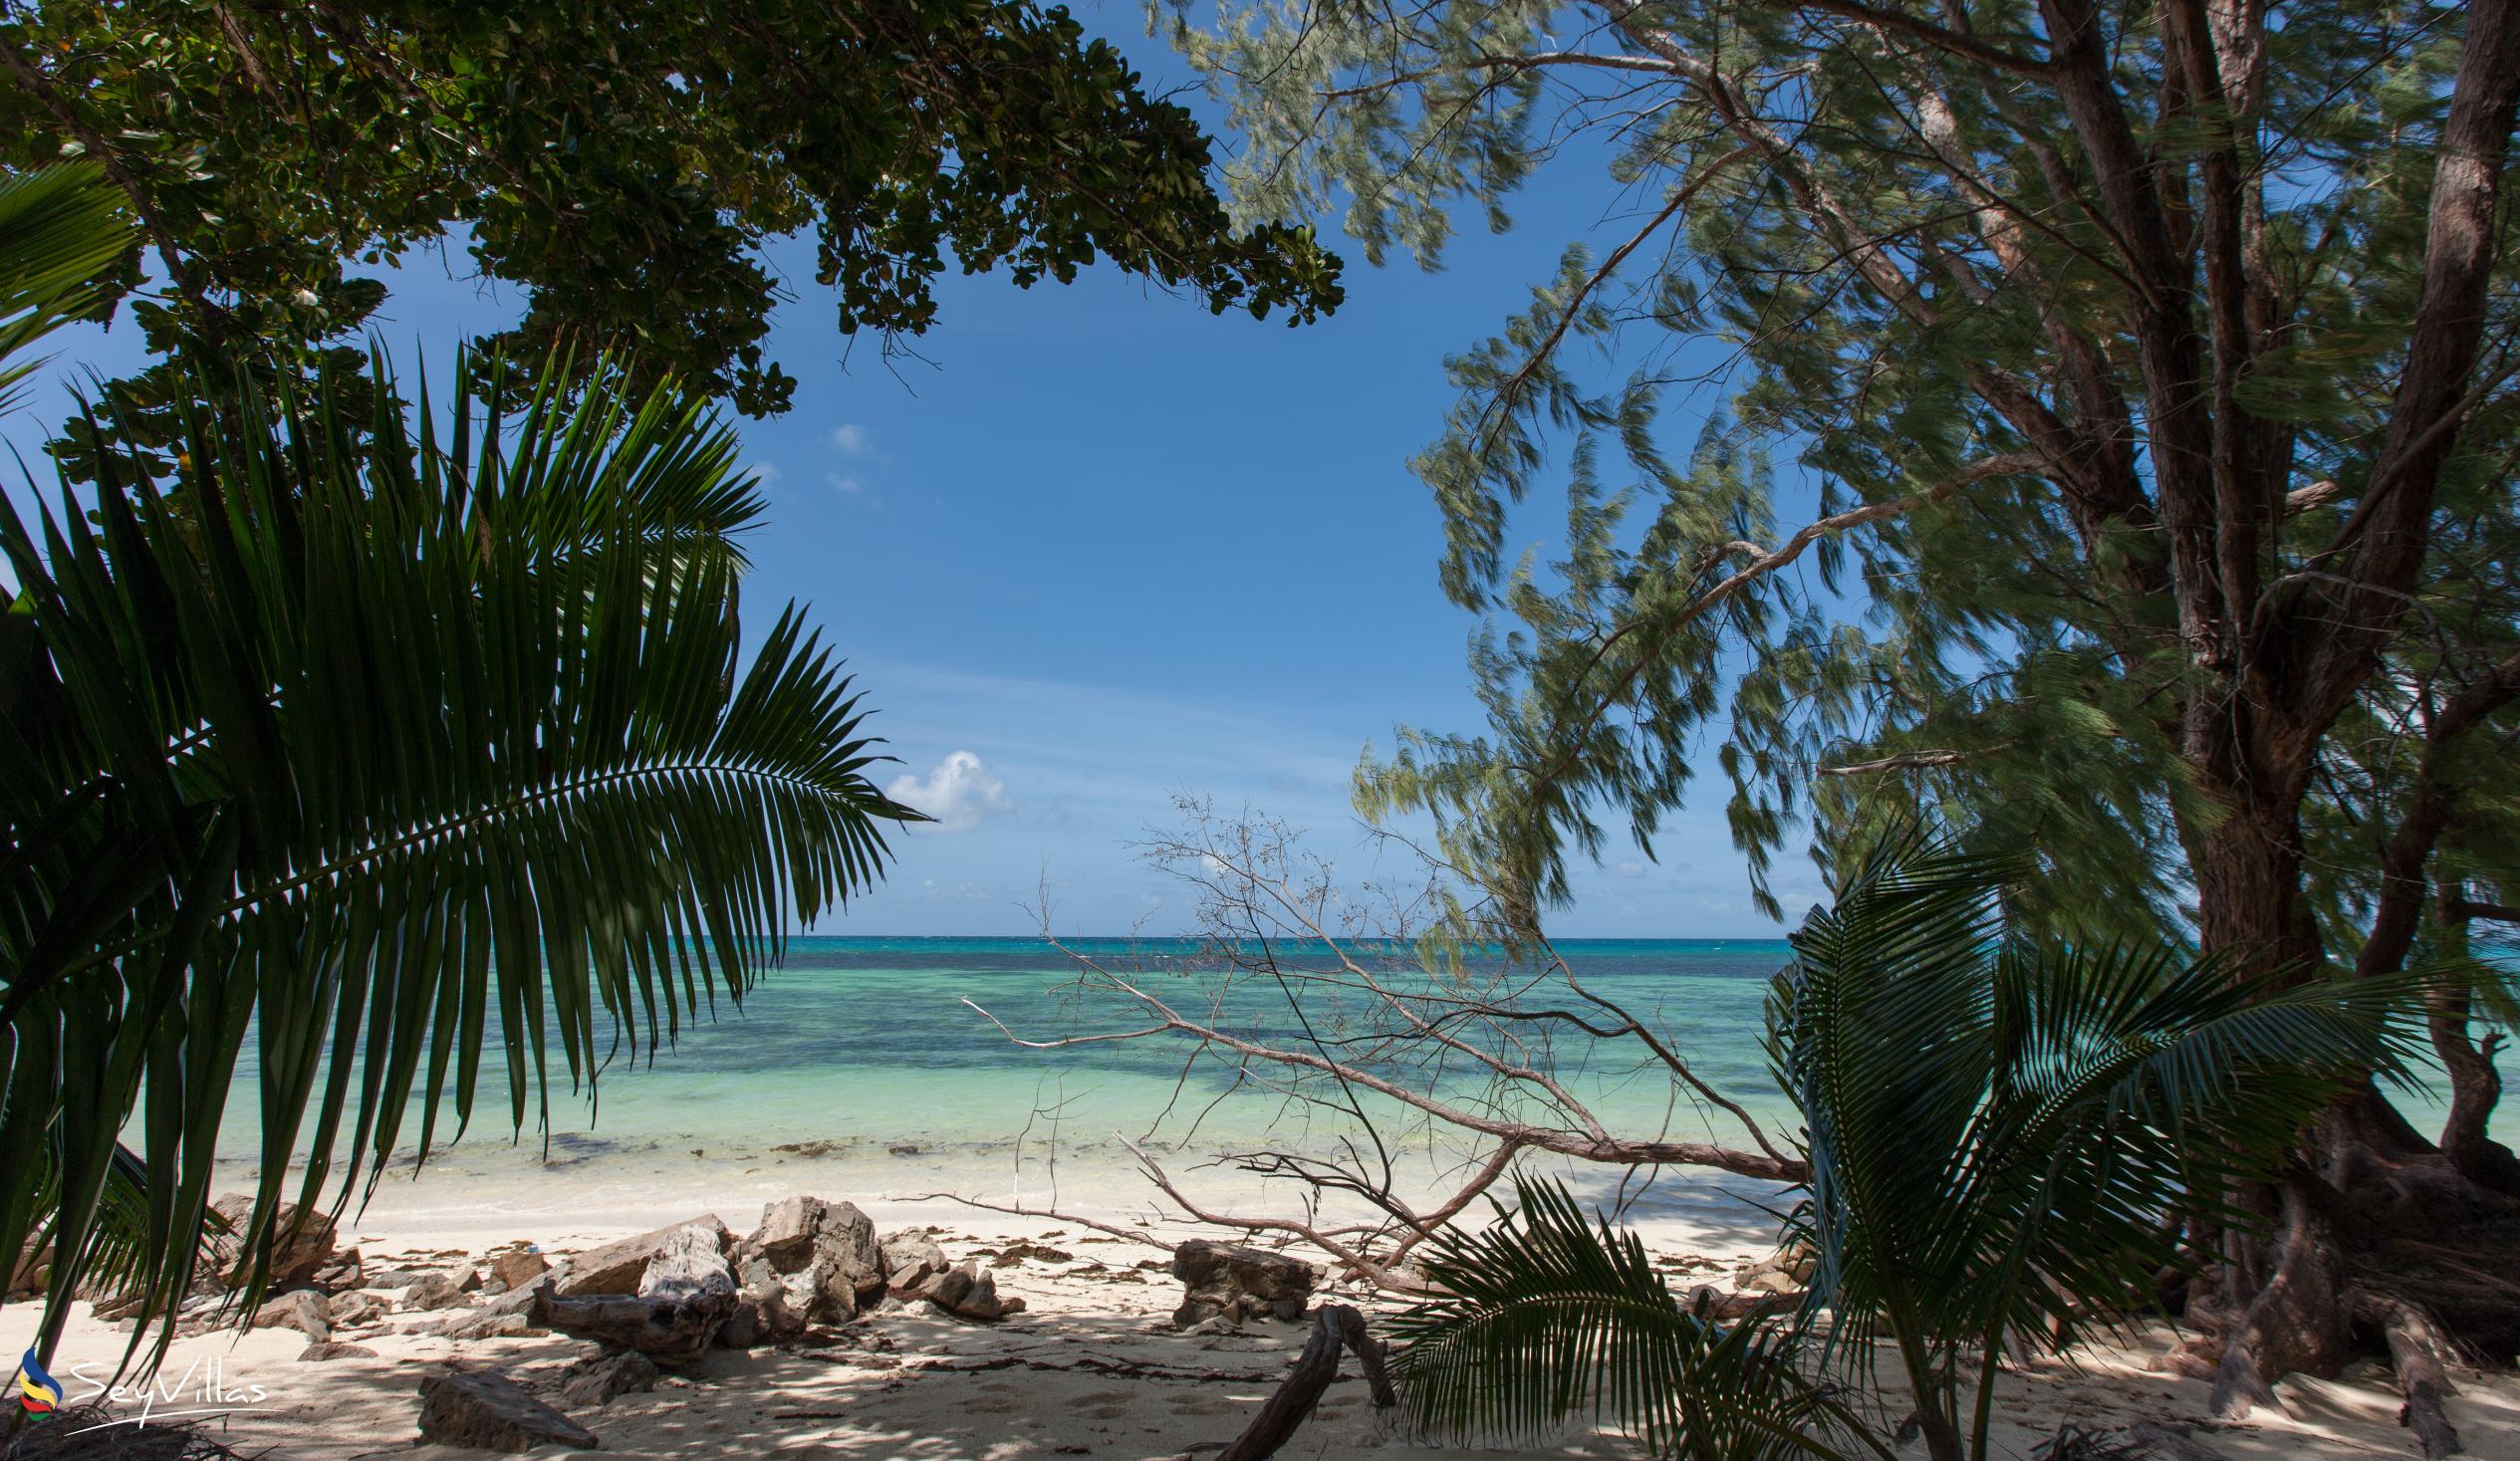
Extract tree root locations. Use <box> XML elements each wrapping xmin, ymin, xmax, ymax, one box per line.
<box><xmin>2188</xmin><ymin>1140</ymin><xmax>2520</xmax><ymax>1422</ymax></box>
<box><xmin>2209</xmin><ymin>1181</ymin><xmax>2352</xmax><ymax>1420</ymax></box>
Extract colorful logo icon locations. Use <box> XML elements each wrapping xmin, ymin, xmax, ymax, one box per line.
<box><xmin>16</xmin><ymin>1347</ymin><xmax>63</xmax><ymax>1414</ymax></box>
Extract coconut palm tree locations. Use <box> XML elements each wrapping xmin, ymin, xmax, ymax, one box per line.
<box><xmin>1391</xmin><ymin>1176</ymin><xmax>1889</xmax><ymax>1461</ymax></box>
<box><xmin>0</xmin><ymin>165</ymin><xmax>132</xmax><ymax>415</ymax></box>
<box><xmin>1396</xmin><ymin>840</ymin><xmax>2423</xmax><ymax>1461</ymax></box>
<box><xmin>0</xmin><ymin>165</ymin><xmax>916</xmax><ymax>1366</ymax></box>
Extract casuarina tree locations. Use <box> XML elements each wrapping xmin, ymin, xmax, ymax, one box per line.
<box><xmin>1170</xmin><ymin>0</ymin><xmax>2520</xmax><ymax>1412</ymax></box>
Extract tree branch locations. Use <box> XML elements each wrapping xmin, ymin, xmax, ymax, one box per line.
<box><xmin>1470</xmin><ymin>145</ymin><xmax>1751</xmax><ymax>457</ymax></box>
<box><xmin>1817</xmin><ymin>746</ymin><xmax>2006</xmax><ymax>777</ymax></box>
<box><xmin>1785</xmin><ymin>0</ymin><xmax>2052</xmax><ymax>75</ymax></box>
<box><xmin>2442</xmin><ymin>898</ymin><xmax>2520</xmax><ymax>926</ymax></box>
<box><xmin>1516</xmin><ymin>451</ymin><xmax>2044</xmax><ymax>800</ymax></box>
<box><xmin>2297</xmin><ymin>0</ymin><xmax>2520</xmax><ymax>722</ymax></box>
<box><xmin>0</xmin><ymin>30</ymin><xmax>234</xmax><ymax>346</ymax></box>
<box><xmin>2354</xmin><ymin>649</ymin><xmax>2520</xmax><ymax>982</ymax></box>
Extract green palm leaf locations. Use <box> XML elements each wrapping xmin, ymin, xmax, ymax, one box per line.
<box><xmin>0</xmin><ymin>350</ymin><xmax>915</xmax><ymax>1367</ymax></box>
<box><xmin>0</xmin><ymin>163</ymin><xmax>136</xmax><ymax>413</ymax></box>
<box><xmin>1768</xmin><ymin>836</ymin><xmax>2427</xmax><ymax>1459</ymax></box>
<box><xmin>1391</xmin><ymin>1176</ymin><xmax>1885</xmax><ymax>1461</ymax></box>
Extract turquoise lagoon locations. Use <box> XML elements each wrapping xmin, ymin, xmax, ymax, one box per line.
<box><xmin>212</xmin><ymin>937</ymin><xmax>2510</xmax><ymax>1239</ymax></box>
<box><xmin>226</xmin><ymin>938</ymin><xmax>1798</xmax><ymax>1160</ymax></box>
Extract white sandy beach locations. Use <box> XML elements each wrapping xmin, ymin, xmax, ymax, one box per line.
<box><xmin>11</xmin><ymin>1160</ymin><xmax>2519</xmax><ymax>1461</ymax></box>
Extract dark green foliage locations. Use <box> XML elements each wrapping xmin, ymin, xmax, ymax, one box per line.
<box><xmin>0</xmin><ymin>297</ymin><xmax>916</xmax><ymax>1362</ymax></box>
<box><xmin>0</xmin><ymin>162</ymin><xmax>130</xmax><ymax>411</ymax></box>
<box><xmin>1178</xmin><ymin>0</ymin><xmax>2517</xmax><ymax>966</ymax></box>
<box><xmin>1391</xmin><ymin>839</ymin><xmax>2427</xmax><ymax>1461</ymax></box>
<box><xmin>1</xmin><ymin>0</ymin><xmax>1344</xmax><ymax>429</ymax></box>
<box><xmin>1392</xmin><ymin>1176</ymin><xmax>1883</xmax><ymax>1460</ymax></box>
<box><xmin>1770</xmin><ymin>838</ymin><xmax>2420</xmax><ymax>1457</ymax></box>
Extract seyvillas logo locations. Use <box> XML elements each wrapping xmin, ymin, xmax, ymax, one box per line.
<box><xmin>15</xmin><ymin>1348</ymin><xmax>63</xmax><ymax>1414</ymax></box>
<box><xmin>10</xmin><ymin>1353</ymin><xmax>274</xmax><ymax>1433</ymax></box>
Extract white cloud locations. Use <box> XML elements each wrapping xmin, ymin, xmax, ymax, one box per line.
<box><xmin>830</xmin><ymin>422</ymin><xmax>872</xmax><ymax>455</ymax></box>
<box><xmin>888</xmin><ymin>750</ymin><xmax>1014</xmax><ymax>832</ymax></box>
<box><xmin>1606</xmin><ymin>859</ymin><xmax>1648</xmax><ymax>879</ymax></box>
<box><xmin>828</xmin><ymin>471</ymin><xmax>867</xmax><ymax>495</ymax></box>
<box><xmin>746</xmin><ymin>461</ymin><xmax>783</xmax><ymax>486</ymax></box>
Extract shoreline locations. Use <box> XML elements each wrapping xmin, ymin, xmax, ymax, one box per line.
<box><xmin>205</xmin><ymin>1125</ymin><xmax>1801</xmax><ymax>1260</ymax></box>
<box><xmin>10</xmin><ymin>1172</ymin><xmax>2518</xmax><ymax>1460</ymax></box>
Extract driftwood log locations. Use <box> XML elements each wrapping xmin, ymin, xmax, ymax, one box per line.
<box><xmin>540</xmin><ymin>1228</ymin><xmax>739</xmax><ymax>1365</ymax></box>
<box><xmin>2358</xmin><ymin>1291</ymin><xmax>2464</xmax><ymax>1459</ymax></box>
<box><xmin>1211</xmin><ymin>1304</ymin><xmax>1396</xmax><ymax>1461</ymax></box>
<box><xmin>1679</xmin><ymin>1283</ymin><xmax>1798</xmax><ymax>1322</ymax></box>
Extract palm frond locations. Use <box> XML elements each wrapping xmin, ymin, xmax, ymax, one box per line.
<box><xmin>1391</xmin><ymin>1177</ymin><xmax>1882</xmax><ymax>1461</ymax></box>
<box><xmin>1768</xmin><ymin>835</ymin><xmax>2430</xmax><ymax>1454</ymax></box>
<box><xmin>0</xmin><ymin>351</ymin><xmax>914</xmax><ymax>1367</ymax></box>
<box><xmin>0</xmin><ymin>163</ymin><xmax>137</xmax><ymax>412</ymax></box>
<box><xmin>12</xmin><ymin>1143</ymin><xmax>229</xmax><ymax>1310</ymax></box>
<box><xmin>421</xmin><ymin>350</ymin><xmax>766</xmax><ymax>572</ymax></box>
<box><xmin>1765</xmin><ymin>835</ymin><xmax>2022</xmax><ymax>1372</ymax></box>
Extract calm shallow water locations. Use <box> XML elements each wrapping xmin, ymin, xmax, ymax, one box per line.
<box><xmin>211</xmin><ymin>939</ymin><xmax>1791</xmax><ymax>1209</ymax></box>
<box><xmin>210</xmin><ymin>936</ymin><xmax>2509</xmax><ymax>1227</ymax></box>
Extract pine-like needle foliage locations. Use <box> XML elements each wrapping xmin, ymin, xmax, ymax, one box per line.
<box><xmin>1177</xmin><ymin>0</ymin><xmax>2520</xmax><ymax>976</ymax></box>
<box><xmin>0</xmin><ymin>314</ymin><xmax>915</xmax><ymax>1364</ymax></box>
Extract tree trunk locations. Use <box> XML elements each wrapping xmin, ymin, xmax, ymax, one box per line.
<box><xmin>2188</xmin><ymin>797</ymin><xmax>2322</xmax><ymax>978</ymax></box>
<box><xmin>2429</xmin><ymin>987</ymin><xmax>2518</xmax><ymax>1195</ymax></box>
<box><xmin>2182</xmin><ymin>807</ymin><xmax>2520</xmax><ymax>1401</ymax></box>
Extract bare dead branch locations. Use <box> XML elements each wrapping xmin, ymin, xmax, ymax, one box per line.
<box><xmin>904</xmin><ymin>1192</ymin><xmax>1176</xmax><ymax>1253</ymax></box>
<box><xmin>953</xmin><ymin>807</ymin><xmax>1803</xmax><ymax>1288</ymax></box>
<box><xmin>1123</xmin><ymin>1135</ymin><xmax>1422</xmax><ymax>1291</ymax></box>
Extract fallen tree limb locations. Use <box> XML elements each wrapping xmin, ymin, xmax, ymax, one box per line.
<box><xmin>1214</xmin><ymin>1304</ymin><xmax>1397</xmax><ymax>1461</ymax></box>
<box><xmin>970</xmin><ymin>808</ymin><xmax>1799</xmax><ymax>1290</ymax></box>
<box><xmin>904</xmin><ymin>1191</ymin><xmax>1176</xmax><ymax>1252</ymax></box>
<box><xmin>2358</xmin><ymin>1290</ymin><xmax>2464</xmax><ymax>1459</ymax></box>
<box><xmin>909</xmin><ymin>1351</ymin><xmax>1281</xmax><ymax>1384</ymax></box>
<box><xmin>1122</xmin><ymin>1136</ymin><xmax>1421</xmax><ymax>1292</ymax></box>
<box><xmin>1680</xmin><ymin>1283</ymin><xmax>1800</xmax><ymax>1322</ymax></box>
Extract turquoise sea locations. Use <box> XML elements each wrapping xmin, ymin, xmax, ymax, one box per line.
<box><xmin>214</xmin><ymin>936</ymin><xmax>2511</xmax><ymax>1238</ymax></box>
<box><xmin>229</xmin><ymin>937</ymin><xmax>1798</xmax><ymax>1166</ymax></box>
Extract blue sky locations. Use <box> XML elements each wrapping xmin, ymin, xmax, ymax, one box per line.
<box><xmin>2</xmin><ymin>13</ymin><xmax>1835</xmax><ymax>937</ymax></box>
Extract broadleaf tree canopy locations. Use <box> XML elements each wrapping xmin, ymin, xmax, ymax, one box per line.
<box><xmin>0</xmin><ymin>0</ymin><xmax>1345</xmax><ymax>423</ymax></box>
<box><xmin>1171</xmin><ymin>0</ymin><xmax>2520</xmax><ymax>1397</ymax></box>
